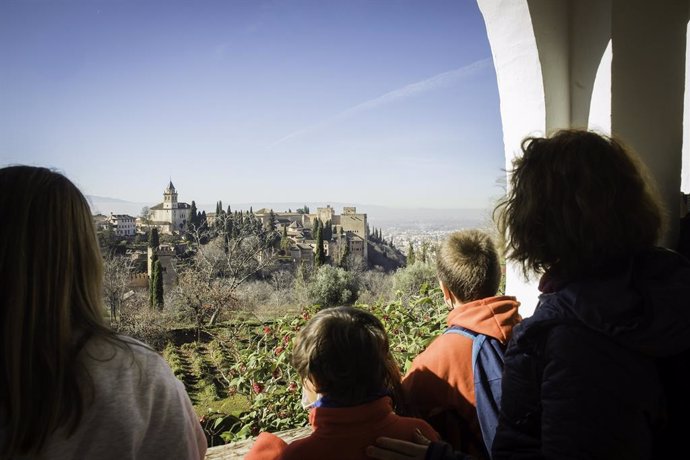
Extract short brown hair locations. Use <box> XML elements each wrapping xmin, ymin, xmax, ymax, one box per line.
<box><xmin>495</xmin><ymin>129</ymin><xmax>663</xmax><ymax>279</ymax></box>
<box><xmin>436</xmin><ymin>230</ymin><xmax>501</xmax><ymax>302</ymax></box>
<box><xmin>291</xmin><ymin>306</ymin><xmax>402</xmax><ymax>407</ymax></box>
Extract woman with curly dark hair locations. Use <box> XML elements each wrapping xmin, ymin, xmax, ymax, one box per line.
<box><xmin>368</xmin><ymin>130</ymin><xmax>690</xmax><ymax>460</ymax></box>
<box><xmin>490</xmin><ymin>129</ymin><xmax>690</xmax><ymax>459</ymax></box>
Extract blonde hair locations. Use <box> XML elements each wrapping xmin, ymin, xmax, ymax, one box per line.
<box><xmin>0</xmin><ymin>166</ymin><xmax>115</xmax><ymax>456</ymax></box>
<box><xmin>291</xmin><ymin>306</ymin><xmax>402</xmax><ymax>408</ymax></box>
<box><xmin>436</xmin><ymin>230</ymin><xmax>501</xmax><ymax>302</ymax></box>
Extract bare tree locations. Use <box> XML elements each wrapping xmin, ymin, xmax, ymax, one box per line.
<box><xmin>175</xmin><ymin>213</ymin><xmax>278</xmax><ymax>339</ymax></box>
<box><xmin>102</xmin><ymin>253</ymin><xmax>134</xmax><ymax>325</ymax></box>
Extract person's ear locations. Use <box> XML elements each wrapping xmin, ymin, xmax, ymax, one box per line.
<box><xmin>439</xmin><ymin>280</ymin><xmax>450</xmax><ymax>299</ymax></box>
<box><xmin>439</xmin><ymin>280</ymin><xmax>455</xmax><ymax>308</ymax></box>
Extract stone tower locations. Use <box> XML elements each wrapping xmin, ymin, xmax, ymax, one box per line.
<box><xmin>163</xmin><ymin>181</ymin><xmax>178</xmax><ymax>210</ymax></box>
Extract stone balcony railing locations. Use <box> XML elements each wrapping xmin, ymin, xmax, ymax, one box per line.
<box><xmin>205</xmin><ymin>426</ymin><xmax>311</xmax><ymax>459</ymax></box>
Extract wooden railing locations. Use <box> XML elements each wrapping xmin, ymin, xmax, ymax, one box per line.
<box><xmin>205</xmin><ymin>426</ymin><xmax>311</xmax><ymax>459</ymax></box>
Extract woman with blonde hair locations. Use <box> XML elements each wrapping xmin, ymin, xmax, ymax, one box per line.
<box><xmin>0</xmin><ymin>165</ymin><xmax>206</xmax><ymax>459</ymax></box>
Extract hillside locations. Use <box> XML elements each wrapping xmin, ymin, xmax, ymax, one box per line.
<box><xmin>367</xmin><ymin>240</ymin><xmax>406</xmax><ymax>272</ymax></box>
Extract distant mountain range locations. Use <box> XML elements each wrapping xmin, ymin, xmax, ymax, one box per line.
<box><xmin>87</xmin><ymin>195</ymin><xmax>492</xmax><ymax>229</ymax></box>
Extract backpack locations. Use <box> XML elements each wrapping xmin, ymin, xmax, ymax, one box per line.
<box><xmin>444</xmin><ymin>325</ymin><xmax>506</xmax><ymax>459</ymax></box>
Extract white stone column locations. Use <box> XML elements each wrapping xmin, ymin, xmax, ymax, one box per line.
<box><xmin>477</xmin><ymin>0</ymin><xmax>545</xmax><ymax>317</ymax></box>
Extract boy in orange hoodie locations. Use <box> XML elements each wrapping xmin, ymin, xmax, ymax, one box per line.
<box><xmin>244</xmin><ymin>306</ymin><xmax>440</xmax><ymax>460</ymax></box>
<box><xmin>401</xmin><ymin>230</ymin><xmax>520</xmax><ymax>460</ymax></box>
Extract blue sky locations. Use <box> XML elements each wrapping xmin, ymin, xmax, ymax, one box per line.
<box><xmin>0</xmin><ymin>0</ymin><xmax>505</xmax><ymax>210</ymax></box>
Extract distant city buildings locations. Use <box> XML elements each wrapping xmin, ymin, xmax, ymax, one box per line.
<box><xmin>107</xmin><ymin>213</ymin><xmax>136</xmax><ymax>236</ymax></box>
<box><xmin>255</xmin><ymin>205</ymin><xmax>368</xmax><ymax>265</ymax></box>
<box><xmin>93</xmin><ymin>180</ymin><xmax>371</xmax><ymax>269</ymax></box>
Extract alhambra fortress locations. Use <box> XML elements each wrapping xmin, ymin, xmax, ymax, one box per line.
<box><xmin>94</xmin><ymin>181</ymin><xmax>369</xmax><ymax>285</ymax></box>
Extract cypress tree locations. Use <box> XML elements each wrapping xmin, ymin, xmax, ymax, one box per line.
<box><xmin>152</xmin><ymin>259</ymin><xmax>164</xmax><ymax>309</ymax></box>
<box><xmin>323</xmin><ymin>220</ymin><xmax>332</xmax><ymax>241</ymax></box>
<box><xmin>407</xmin><ymin>242</ymin><xmax>416</xmax><ymax>266</ymax></box>
<box><xmin>315</xmin><ymin>223</ymin><xmax>326</xmax><ymax>267</ymax></box>
<box><xmin>149</xmin><ymin>227</ymin><xmax>159</xmax><ymax>248</ymax></box>
<box><xmin>149</xmin><ymin>253</ymin><xmax>158</xmax><ymax>308</ymax></box>
<box><xmin>190</xmin><ymin>201</ymin><xmax>197</xmax><ymax>227</ymax></box>
<box><xmin>268</xmin><ymin>209</ymin><xmax>276</xmax><ymax>231</ymax></box>
<box><xmin>340</xmin><ymin>238</ymin><xmax>350</xmax><ymax>269</ymax></box>
<box><xmin>420</xmin><ymin>241</ymin><xmax>429</xmax><ymax>264</ymax></box>
<box><xmin>281</xmin><ymin>225</ymin><xmax>290</xmax><ymax>250</ymax></box>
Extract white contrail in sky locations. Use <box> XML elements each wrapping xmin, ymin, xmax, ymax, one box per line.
<box><xmin>268</xmin><ymin>57</ymin><xmax>492</xmax><ymax>147</ymax></box>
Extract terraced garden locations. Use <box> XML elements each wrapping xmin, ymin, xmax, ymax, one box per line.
<box><xmin>160</xmin><ymin>289</ymin><xmax>448</xmax><ymax>448</ymax></box>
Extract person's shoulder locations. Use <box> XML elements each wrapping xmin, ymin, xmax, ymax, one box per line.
<box><xmin>409</xmin><ymin>331</ymin><xmax>467</xmax><ymax>370</ymax></box>
<box><xmin>244</xmin><ymin>432</ymin><xmax>288</xmax><ymax>460</ymax></box>
<box><xmin>81</xmin><ymin>334</ymin><xmax>174</xmax><ymax>384</ymax></box>
<box><xmin>390</xmin><ymin>413</ymin><xmax>442</xmax><ymax>442</ymax></box>
<box><xmin>280</xmin><ymin>435</ymin><xmax>319</xmax><ymax>460</ymax></box>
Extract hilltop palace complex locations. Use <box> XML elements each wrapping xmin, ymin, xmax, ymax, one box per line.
<box><xmin>97</xmin><ymin>181</ymin><xmax>368</xmax><ymax>272</ymax></box>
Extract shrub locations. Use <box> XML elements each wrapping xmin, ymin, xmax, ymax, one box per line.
<box><xmin>307</xmin><ymin>265</ymin><xmax>359</xmax><ymax>307</ymax></box>
<box><xmin>391</xmin><ymin>261</ymin><xmax>438</xmax><ymax>302</ymax></box>
<box><xmin>115</xmin><ymin>292</ymin><xmax>173</xmax><ymax>350</ymax></box>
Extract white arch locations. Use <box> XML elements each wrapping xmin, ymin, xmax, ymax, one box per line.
<box><xmin>589</xmin><ymin>40</ymin><xmax>612</xmax><ymax>135</ymax></box>
<box><xmin>477</xmin><ymin>0</ymin><xmax>545</xmax><ymax>317</ymax></box>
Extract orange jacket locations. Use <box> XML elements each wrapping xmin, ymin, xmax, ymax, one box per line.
<box><xmin>402</xmin><ymin>295</ymin><xmax>521</xmax><ymax>458</ymax></box>
<box><xmin>244</xmin><ymin>396</ymin><xmax>440</xmax><ymax>460</ymax></box>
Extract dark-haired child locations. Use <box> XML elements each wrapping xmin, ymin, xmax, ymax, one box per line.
<box><xmin>245</xmin><ymin>306</ymin><xmax>440</xmax><ymax>460</ymax></box>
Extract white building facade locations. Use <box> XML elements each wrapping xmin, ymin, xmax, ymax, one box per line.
<box><xmin>148</xmin><ymin>181</ymin><xmax>191</xmax><ymax>234</ymax></box>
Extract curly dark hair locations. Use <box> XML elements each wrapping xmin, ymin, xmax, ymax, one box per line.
<box><xmin>291</xmin><ymin>306</ymin><xmax>402</xmax><ymax>408</ymax></box>
<box><xmin>495</xmin><ymin>129</ymin><xmax>664</xmax><ymax>280</ymax></box>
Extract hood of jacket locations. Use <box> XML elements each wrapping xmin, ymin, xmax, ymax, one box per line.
<box><xmin>447</xmin><ymin>295</ymin><xmax>522</xmax><ymax>344</ymax></box>
<box><xmin>519</xmin><ymin>248</ymin><xmax>690</xmax><ymax>357</ymax></box>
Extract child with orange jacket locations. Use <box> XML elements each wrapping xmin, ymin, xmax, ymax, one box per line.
<box><xmin>401</xmin><ymin>230</ymin><xmax>520</xmax><ymax>459</ymax></box>
<box><xmin>244</xmin><ymin>306</ymin><xmax>440</xmax><ymax>460</ymax></box>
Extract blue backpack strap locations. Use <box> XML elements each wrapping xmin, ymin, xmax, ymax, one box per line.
<box><xmin>444</xmin><ymin>325</ymin><xmax>505</xmax><ymax>459</ymax></box>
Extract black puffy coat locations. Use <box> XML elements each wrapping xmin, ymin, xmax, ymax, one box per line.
<box><xmin>492</xmin><ymin>248</ymin><xmax>690</xmax><ymax>460</ymax></box>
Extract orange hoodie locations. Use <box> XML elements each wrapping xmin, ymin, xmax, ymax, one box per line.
<box><xmin>401</xmin><ymin>295</ymin><xmax>521</xmax><ymax>458</ymax></box>
<box><xmin>244</xmin><ymin>396</ymin><xmax>440</xmax><ymax>460</ymax></box>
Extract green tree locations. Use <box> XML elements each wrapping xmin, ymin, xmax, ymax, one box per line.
<box><xmin>392</xmin><ymin>261</ymin><xmax>437</xmax><ymax>300</ymax></box>
<box><xmin>190</xmin><ymin>201</ymin><xmax>198</xmax><ymax>227</ymax></box>
<box><xmin>420</xmin><ymin>241</ymin><xmax>429</xmax><ymax>264</ymax></box>
<box><xmin>281</xmin><ymin>225</ymin><xmax>290</xmax><ymax>251</ymax></box>
<box><xmin>149</xmin><ymin>227</ymin><xmax>159</xmax><ymax>248</ymax></box>
<box><xmin>339</xmin><ymin>238</ymin><xmax>350</xmax><ymax>269</ymax></box>
<box><xmin>323</xmin><ymin>219</ymin><xmax>332</xmax><ymax>241</ymax></box>
<box><xmin>267</xmin><ymin>209</ymin><xmax>277</xmax><ymax>232</ymax></box>
<box><xmin>406</xmin><ymin>242</ymin><xmax>415</xmax><ymax>266</ymax></box>
<box><xmin>307</xmin><ymin>265</ymin><xmax>359</xmax><ymax>307</ymax></box>
<box><xmin>151</xmin><ymin>259</ymin><xmax>164</xmax><ymax>309</ymax></box>
<box><xmin>149</xmin><ymin>253</ymin><xmax>159</xmax><ymax>308</ymax></box>
<box><xmin>314</xmin><ymin>222</ymin><xmax>326</xmax><ymax>267</ymax></box>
